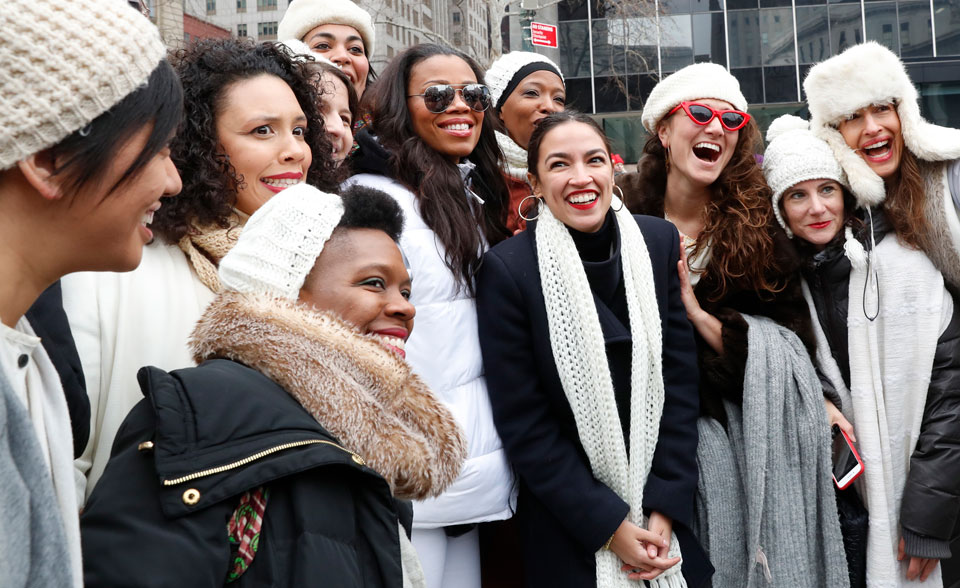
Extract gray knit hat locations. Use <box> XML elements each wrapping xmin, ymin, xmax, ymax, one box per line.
<box><xmin>641</xmin><ymin>63</ymin><xmax>748</xmax><ymax>133</ymax></box>
<box><xmin>762</xmin><ymin>115</ymin><xmax>849</xmax><ymax>237</ymax></box>
<box><xmin>219</xmin><ymin>184</ymin><xmax>344</xmax><ymax>300</ymax></box>
<box><xmin>485</xmin><ymin>51</ymin><xmax>564</xmax><ymax>111</ymax></box>
<box><xmin>278</xmin><ymin>0</ymin><xmax>375</xmax><ymax>57</ymax></box>
<box><xmin>0</xmin><ymin>0</ymin><xmax>167</xmax><ymax>170</ymax></box>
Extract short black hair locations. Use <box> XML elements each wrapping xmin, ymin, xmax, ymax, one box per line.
<box><xmin>49</xmin><ymin>60</ymin><xmax>182</xmax><ymax>199</ymax></box>
<box><xmin>337</xmin><ymin>185</ymin><xmax>404</xmax><ymax>242</ymax></box>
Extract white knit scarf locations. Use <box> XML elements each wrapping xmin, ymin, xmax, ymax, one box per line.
<box><xmin>496</xmin><ymin>130</ymin><xmax>529</xmax><ymax>182</ymax></box>
<box><xmin>802</xmin><ymin>234</ymin><xmax>951</xmax><ymax>587</ymax></box>
<box><xmin>535</xmin><ymin>199</ymin><xmax>686</xmax><ymax>587</ymax></box>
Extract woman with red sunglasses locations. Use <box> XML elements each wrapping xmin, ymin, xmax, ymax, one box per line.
<box><xmin>617</xmin><ymin>64</ymin><xmax>843</xmax><ymax>585</ymax></box>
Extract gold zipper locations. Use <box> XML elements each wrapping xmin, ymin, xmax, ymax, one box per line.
<box><xmin>162</xmin><ymin>439</ymin><xmax>363</xmax><ymax>486</ymax></box>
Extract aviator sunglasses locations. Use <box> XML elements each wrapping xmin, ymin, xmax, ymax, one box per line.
<box><xmin>408</xmin><ymin>84</ymin><xmax>492</xmax><ymax>114</ymax></box>
<box><xmin>668</xmin><ymin>101</ymin><xmax>751</xmax><ymax>131</ymax></box>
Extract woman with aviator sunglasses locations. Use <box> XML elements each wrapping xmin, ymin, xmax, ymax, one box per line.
<box><xmin>347</xmin><ymin>43</ymin><xmax>513</xmax><ymax>588</ymax></box>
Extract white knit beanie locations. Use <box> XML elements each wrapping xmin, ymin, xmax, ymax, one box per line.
<box><xmin>485</xmin><ymin>51</ymin><xmax>564</xmax><ymax>110</ymax></box>
<box><xmin>804</xmin><ymin>41</ymin><xmax>960</xmax><ymax>207</ymax></box>
<box><xmin>0</xmin><ymin>0</ymin><xmax>167</xmax><ymax>170</ymax></box>
<box><xmin>219</xmin><ymin>184</ymin><xmax>344</xmax><ymax>300</ymax></box>
<box><xmin>762</xmin><ymin>115</ymin><xmax>849</xmax><ymax>237</ymax></box>
<box><xmin>278</xmin><ymin>0</ymin><xmax>375</xmax><ymax>57</ymax></box>
<box><xmin>641</xmin><ymin>63</ymin><xmax>748</xmax><ymax>133</ymax></box>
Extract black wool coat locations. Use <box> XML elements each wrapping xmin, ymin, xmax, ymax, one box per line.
<box><xmin>81</xmin><ymin>359</ymin><xmax>410</xmax><ymax>588</ymax></box>
<box><xmin>476</xmin><ymin>213</ymin><xmax>712</xmax><ymax>588</ymax></box>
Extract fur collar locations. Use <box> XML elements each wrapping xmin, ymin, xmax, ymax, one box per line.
<box><xmin>190</xmin><ymin>291</ymin><xmax>467</xmax><ymax>500</ymax></box>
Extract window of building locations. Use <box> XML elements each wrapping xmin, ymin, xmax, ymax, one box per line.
<box><xmin>728</xmin><ymin>10</ymin><xmax>762</xmax><ymax>67</ymax></box>
<box><xmin>258</xmin><ymin>0</ymin><xmax>277</xmax><ymax>10</ymax></box>
<box><xmin>258</xmin><ymin>21</ymin><xmax>278</xmax><ymax>39</ymax></box>
<box><xmin>864</xmin><ymin>2</ymin><xmax>898</xmax><ymax>53</ymax></box>
<box><xmin>237</xmin><ymin>23</ymin><xmax>248</xmax><ymax>37</ymax></box>
<box><xmin>660</xmin><ymin>15</ymin><xmax>695</xmax><ymax>71</ymax></box>
<box><xmin>796</xmin><ymin>6</ymin><xmax>829</xmax><ymax>63</ymax></box>
<box><xmin>237</xmin><ymin>0</ymin><xmax>246</xmax><ymax>11</ymax></box>
<box><xmin>935</xmin><ymin>0</ymin><xmax>960</xmax><ymax>56</ymax></box>
<box><xmin>692</xmin><ymin>12</ymin><xmax>727</xmax><ymax>66</ymax></box>
<box><xmin>453</xmin><ymin>11</ymin><xmax>461</xmax><ymax>24</ymax></box>
<box><xmin>830</xmin><ymin>3</ymin><xmax>862</xmax><ymax>54</ymax></box>
<box><xmin>206</xmin><ymin>0</ymin><xmax>216</xmax><ymax>14</ymax></box>
<box><xmin>764</xmin><ymin>64</ymin><xmax>798</xmax><ymax>102</ymax></box>
<box><xmin>899</xmin><ymin>1</ymin><xmax>933</xmax><ymax>57</ymax></box>
<box><xmin>760</xmin><ymin>7</ymin><xmax>794</xmax><ymax>65</ymax></box>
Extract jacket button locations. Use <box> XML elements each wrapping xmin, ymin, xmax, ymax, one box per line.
<box><xmin>17</xmin><ymin>354</ymin><xmax>28</xmax><ymax>368</ymax></box>
<box><xmin>182</xmin><ymin>488</ymin><xmax>201</xmax><ymax>506</ymax></box>
<box><xmin>351</xmin><ymin>454</ymin><xmax>365</xmax><ymax>466</ymax></box>
<box><xmin>137</xmin><ymin>441</ymin><xmax>154</xmax><ymax>452</ymax></box>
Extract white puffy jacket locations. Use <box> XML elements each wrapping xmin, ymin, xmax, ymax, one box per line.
<box><xmin>345</xmin><ymin>173</ymin><xmax>516</xmax><ymax>528</ymax></box>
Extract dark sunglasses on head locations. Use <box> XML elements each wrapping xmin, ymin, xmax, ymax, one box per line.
<box><xmin>408</xmin><ymin>84</ymin><xmax>492</xmax><ymax>114</ymax></box>
<box><xmin>668</xmin><ymin>101</ymin><xmax>751</xmax><ymax>131</ymax></box>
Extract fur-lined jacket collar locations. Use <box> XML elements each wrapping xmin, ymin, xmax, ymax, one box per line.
<box><xmin>190</xmin><ymin>291</ymin><xmax>467</xmax><ymax>501</ymax></box>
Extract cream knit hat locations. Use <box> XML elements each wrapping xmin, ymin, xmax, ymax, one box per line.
<box><xmin>219</xmin><ymin>184</ymin><xmax>344</xmax><ymax>300</ymax></box>
<box><xmin>485</xmin><ymin>51</ymin><xmax>564</xmax><ymax>110</ymax></box>
<box><xmin>762</xmin><ymin>115</ymin><xmax>849</xmax><ymax>237</ymax></box>
<box><xmin>278</xmin><ymin>0</ymin><xmax>375</xmax><ymax>57</ymax></box>
<box><xmin>0</xmin><ymin>0</ymin><xmax>167</xmax><ymax>170</ymax></box>
<box><xmin>804</xmin><ymin>41</ymin><xmax>960</xmax><ymax>207</ymax></box>
<box><xmin>641</xmin><ymin>63</ymin><xmax>748</xmax><ymax>133</ymax></box>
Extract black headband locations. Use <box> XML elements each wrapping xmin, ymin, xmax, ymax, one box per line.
<box><xmin>496</xmin><ymin>62</ymin><xmax>563</xmax><ymax>110</ymax></box>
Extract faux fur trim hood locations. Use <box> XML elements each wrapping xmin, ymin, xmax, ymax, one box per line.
<box><xmin>190</xmin><ymin>291</ymin><xmax>467</xmax><ymax>501</ymax></box>
<box><xmin>804</xmin><ymin>41</ymin><xmax>960</xmax><ymax>207</ymax></box>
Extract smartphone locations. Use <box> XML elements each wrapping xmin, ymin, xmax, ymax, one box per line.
<box><xmin>832</xmin><ymin>424</ymin><xmax>864</xmax><ymax>490</ymax></box>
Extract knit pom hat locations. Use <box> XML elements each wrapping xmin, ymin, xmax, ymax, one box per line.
<box><xmin>804</xmin><ymin>41</ymin><xmax>960</xmax><ymax>207</ymax></box>
<box><xmin>0</xmin><ymin>0</ymin><xmax>167</xmax><ymax>170</ymax></box>
<box><xmin>485</xmin><ymin>51</ymin><xmax>564</xmax><ymax>110</ymax></box>
<box><xmin>762</xmin><ymin>115</ymin><xmax>849</xmax><ymax>237</ymax></box>
<box><xmin>641</xmin><ymin>63</ymin><xmax>748</xmax><ymax>133</ymax></box>
<box><xmin>278</xmin><ymin>0</ymin><xmax>375</xmax><ymax>57</ymax></box>
<box><xmin>219</xmin><ymin>184</ymin><xmax>344</xmax><ymax>300</ymax></box>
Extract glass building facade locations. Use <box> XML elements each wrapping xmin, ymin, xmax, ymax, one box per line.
<box><xmin>528</xmin><ymin>0</ymin><xmax>960</xmax><ymax>159</ymax></box>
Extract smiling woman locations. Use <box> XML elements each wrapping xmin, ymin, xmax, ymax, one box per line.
<box><xmin>347</xmin><ymin>43</ymin><xmax>513</xmax><ymax>588</ymax></box>
<box><xmin>60</xmin><ymin>38</ymin><xmax>343</xmax><ymax>503</ymax></box>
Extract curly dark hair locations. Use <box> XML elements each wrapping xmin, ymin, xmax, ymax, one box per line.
<box><xmin>368</xmin><ymin>43</ymin><xmax>511</xmax><ymax>293</ymax></box>
<box><xmin>151</xmin><ymin>38</ymin><xmax>342</xmax><ymax>244</ymax></box>
<box><xmin>635</xmin><ymin>118</ymin><xmax>785</xmax><ymax>300</ymax></box>
<box><xmin>337</xmin><ymin>184</ymin><xmax>404</xmax><ymax>241</ymax></box>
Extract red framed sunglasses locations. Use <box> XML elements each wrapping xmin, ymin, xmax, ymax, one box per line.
<box><xmin>668</xmin><ymin>101</ymin><xmax>751</xmax><ymax>131</ymax></box>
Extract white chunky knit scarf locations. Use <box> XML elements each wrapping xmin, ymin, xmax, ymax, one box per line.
<box><xmin>496</xmin><ymin>131</ymin><xmax>529</xmax><ymax>182</ymax></box>
<box><xmin>535</xmin><ymin>199</ymin><xmax>686</xmax><ymax>587</ymax></box>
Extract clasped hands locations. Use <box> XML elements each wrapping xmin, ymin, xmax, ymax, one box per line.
<box><xmin>609</xmin><ymin>511</ymin><xmax>681</xmax><ymax>582</ymax></box>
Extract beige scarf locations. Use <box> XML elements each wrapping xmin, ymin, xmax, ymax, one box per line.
<box><xmin>177</xmin><ymin>212</ymin><xmax>247</xmax><ymax>292</ymax></box>
<box><xmin>190</xmin><ymin>291</ymin><xmax>467</xmax><ymax>500</ymax></box>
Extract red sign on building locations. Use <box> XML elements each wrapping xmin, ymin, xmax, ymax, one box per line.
<box><xmin>530</xmin><ymin>22</ymin><xmax>558</xmax><ymax>48</ymax></box>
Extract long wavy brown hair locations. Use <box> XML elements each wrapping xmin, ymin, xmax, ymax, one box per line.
<box><xmin>635</xmin><ymin>119</ymin><xmax>785</xmax><ymax>300</ymax></box>
<box><xmin>883</xmin><ymin>148</ymin><xmax>931</xmax><ymax>251</ymax></box>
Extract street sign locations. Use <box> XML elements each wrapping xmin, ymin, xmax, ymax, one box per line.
<box><xmin>530</xmin><ymin>21</ymin><xmax>558</xmax><ymax>48</ymax></box>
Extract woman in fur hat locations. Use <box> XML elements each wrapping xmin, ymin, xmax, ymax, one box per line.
<box><xmin>61</xmin><ymin>38</ymin><xmax>341</xmax><ymax>501</ymax></box>
<box><xmin>763</xmin><ymin>114</ymin><xmax>960</xmax><ymax>587</ymax></box>
<box><xmin>804</xmin><ymin>41</ymin><xmax>960</xmax><ymax>292</ymax></box>
<box><xmin>485</xmin><ymin>51</ymin><xmax>566</xmax><ymax>233</ymax></box>
<box><xmin>81</xmin><ymin>185</ymin><xmax>466</xmax><ymax>587</ymax></box>
<box><xmin>477</xmin><ymin>111</ymin><xmax>713</xmax><ymax>588</ymax></box>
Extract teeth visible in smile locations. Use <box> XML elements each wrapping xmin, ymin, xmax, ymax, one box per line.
<box><xmin>142</xmin><ymin>210</ymin><xmax>155</xmax><ymax>225</ymax></box>
<box><xmin>444</xmin><ymin>123</ymin><xmax>469</xmax><ymax>131</ymax></box>
<box><xmin>569</xmin><ymin>193</ymin><xmax>597</xmax><ymax>204</ymax></box>
<box><xmin>864</xmin><ymin>140</ymin><xmax>888</xmax><ymax>150</ymax></box>
<box><xmin>378</xmin><ymin>335</ymin><xmax>406</xmax><ymax>352</ymax></box>
<box><xmin>694</xmin><ymin>142</ymin><xmax>720</xmax><ymax>152</ymax></box>
<box><xmin>261</xmin><ymin>178</ymin><xmax>302</xmax><ymax>187</ymax></box>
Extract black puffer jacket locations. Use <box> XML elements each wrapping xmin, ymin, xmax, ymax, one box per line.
<box><xmin>801</xmin><ymin>210</ymin><xmax>960</xmax><ymax>559</ymax></box>
<box><xmin>81</xmin><ymin>359</ymin><xmax>411</xmax><ymax>587</ymax></box>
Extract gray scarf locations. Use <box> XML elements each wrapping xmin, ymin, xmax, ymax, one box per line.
<box><xmin>0</xmin><ymin>371</ymin><xmax>73</xmax><ymax>587</ymax></box>
<box><xmin>694</xmin><ymin>315</ymin><xmax>849</xmax><ymax>587</ymax></box>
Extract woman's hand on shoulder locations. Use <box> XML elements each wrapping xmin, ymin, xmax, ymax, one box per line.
<box><xmin>609</xmin><ymin>514</ymin><xmax>680</xmax><ymax>581</ymax></box>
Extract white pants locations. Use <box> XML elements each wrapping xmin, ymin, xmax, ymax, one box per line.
<box><xmin>411</xmin><ymin>527</ymin><xmax>481</xmax><ymax>588</ymax></box>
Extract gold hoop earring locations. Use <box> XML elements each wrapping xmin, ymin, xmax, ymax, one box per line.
<box><xmin>612</xmin><ymin>185</ymin><xmax>625</xmax><ymax>212</ymax></box>
<box><xmin>518</xmin><ymin>194</ymin><xmax>543</xmax><ymax>222</ymax></box>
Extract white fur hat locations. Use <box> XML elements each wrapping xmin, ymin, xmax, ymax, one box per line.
<box><xmin>278</xmin><ymin>0</ymin><xmax>375</xmax><ymax>57</ymax></box>
<box><xmin>804</xmin><ymin>41</ymin><xmax>960</xmax><ymax>207</ymax></box>
<box><xmin>641</xmin><ymin>63</ymin><xmax>748</xmax><ymax>133</ymax></box>
<box><xmin>219</xmin><ymin>184</ymin><xmax>344</xmax><ymax>300</ymax></box>
<box><xmin>485</xmin><ymin>51</ymin><xmax>564</xmax><ymax>110</ymax></box>
<box><xmin>0</xmin><ymin>0</ymin><xmax>167</xmax><ymax>170</ymax></box>
<box><xmin>762</xmin><ymin>115</ymin><xmax>849</xmax><ymax>237</ymax></box>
